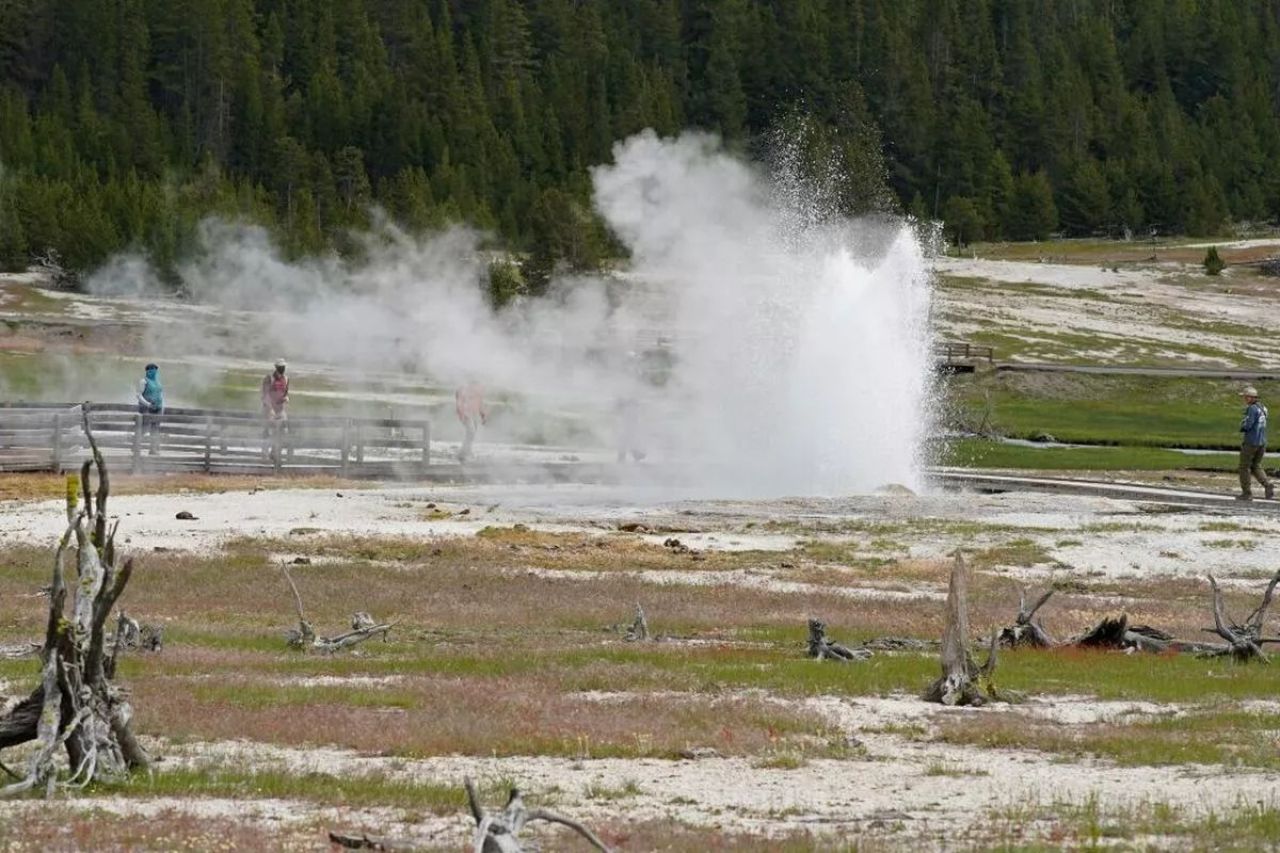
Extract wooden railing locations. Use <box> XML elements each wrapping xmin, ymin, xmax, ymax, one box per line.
<box><xmin>0</xmin><ymin>402</ymin><xmax>431</xmax><ymax>476</ymax></box>
<box><xmin>933</xmin><ymin>342</ymin><xmax>995</xmax><ymax>365</ymax></box>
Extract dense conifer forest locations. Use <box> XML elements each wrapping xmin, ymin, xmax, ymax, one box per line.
<box><xmin>0</xmin><ymin>0</ymin><xmax>1277</xmax><ymax>275</ymax></box>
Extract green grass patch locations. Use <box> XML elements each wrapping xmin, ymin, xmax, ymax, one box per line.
<box><xmin>942</xmin><ymin>437</ymin><xmax>1238</xmax><ymax>471</ymax></box>
<box><xmin>111</xmin><ymin>765</ymin><xmax>481</xmax><ymax>812</ymax></box>
<box><xmin>969</xmin><ymin>538</ymin><xmax>1052</xmax><ymax>569</ymax></box>
<box><xmin>948</xmin><ymin>372</ymin><xmax>1274</xmax><ymax>449</ymax></box>
<box><xmin>939</xmin><ymin>707</ymin><xmax>1280</xmax><ymax>771</ymax></box>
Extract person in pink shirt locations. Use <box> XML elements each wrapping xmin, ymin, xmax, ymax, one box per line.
<box><xmin>455</xmin><ymin>380</ymin><xmax>489</xmax><ymax>462</ymax></box>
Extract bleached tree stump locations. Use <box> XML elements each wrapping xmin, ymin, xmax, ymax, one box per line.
<box><xmin>624</xmin><ymin>603</ymin><xmax>650</xmax><ymax>642</ymax></box>
<box><xmin>0</xmin><ymin>412</ymin><xmax>149</xmax><ymax>795</ymax></box>
<box><xmin>924</xmin><ymin>553</ymin><xmax>1007</xmax><ymax>706</ymax></box>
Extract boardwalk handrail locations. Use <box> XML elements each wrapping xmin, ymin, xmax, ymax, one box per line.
<box><xmin>933</xmin><ymin>342</ymin><xmax>995</xmax><ymax>364</ymax></box>
<box><xmin>0</xmin><ymin>402</ymin><xmax>432</xmax><ymax>476</ymax></box>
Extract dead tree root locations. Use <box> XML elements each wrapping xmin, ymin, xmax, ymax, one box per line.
<box><xmin>806</xmin><ymin>618</ymin><xmax>870</xmax><ymax>661</ymax></box>
<box><xmin>281</xmin><ymin>564</ymin><xmax>395</xmax><ymax>653</ymax></box>
<box><xmin>466</xmin><ymin>776</ymin><xmax>611</xmax><ymax>853</ymax></box>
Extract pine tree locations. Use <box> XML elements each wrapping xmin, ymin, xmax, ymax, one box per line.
<box><xmin>1007</xmin><ymin>171</ymin><xmax>1058</xmax><ymax>241</ymax></box>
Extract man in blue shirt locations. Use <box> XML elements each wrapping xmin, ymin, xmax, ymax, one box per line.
<box><xmin>1238</xmin><ymin>386</ymin><xmax>1272</xmax><ymax>500</ymax></box>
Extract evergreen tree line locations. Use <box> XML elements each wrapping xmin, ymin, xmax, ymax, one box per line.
<box><xmin>0</xmin><ymin>0</ymin><xmax>1278</xmax><ymax>279</ymax></box>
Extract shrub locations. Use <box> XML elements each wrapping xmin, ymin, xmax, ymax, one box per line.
<box><xmin>1203</xmin><ymin>245</ymin><xmax>1225</xmax><ymax>276</ymax></box>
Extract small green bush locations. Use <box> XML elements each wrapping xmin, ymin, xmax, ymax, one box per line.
<box><xmin>486</xmin><ymin>258</ymin><xmax>526</xmax><ymax>308</ymax></box>
<box><xmin>1203</xmin><ymin>245</ymin><xmax>1225</xmax><ymax>276</ymax></box>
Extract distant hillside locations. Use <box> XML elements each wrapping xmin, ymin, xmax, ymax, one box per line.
<box><xmin>1</xmin><ymin>0</ymin><xmax>1277</xmax><ymax>274</ymax></box>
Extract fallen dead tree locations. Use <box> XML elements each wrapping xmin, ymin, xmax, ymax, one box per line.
<box><xmin>281</xmin><ymin>564</ymin><xmax>395</xmax><ymax>653</ymax></box>
<box><xmin>924</xmin><ymin>554</ymin><xmax>1011</xmax><ymax>706</ymax></box>
<box><xmin>997</xmin><ymin>587</ymin><xmax>1056</xmax><ymax>648</ymax></box>
<box><xmin>0</xmin><ymin>413</ymin><xmax>149</xmax><ymax>794</ymax></box>
<box><xmin>329</xmin><ymin>778</ymin><xmax>611</xmax><ymax>852</ymax></box>
<box><xmin>991</xmin><ymin>570</ymin><xmax>1280</xmax><ymax>660</ymax></box>
<box><xmin>1202</xmin><ymin>571</ymin><xmax>1280</xmax><ymax>661</ymax></box>
<box><xmin>1068</xmin><ymin>613</ymin><xmax>1200</xmax><ymax>653</ymax></box>
<box><xmin>806</xmin><ymin>618</ymin><xmax>870</xmax><ymax>661</ymax></box>
<box><xmin>466</xmin><ymin>777</ymin><xmax>611</xmax><ymax>852</ymax></box>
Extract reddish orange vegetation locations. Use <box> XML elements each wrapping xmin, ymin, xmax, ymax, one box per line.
<box><xmin>0</xmin><ymin>472</ymin><xmax>358</xmax><ymax>502</ymax></box>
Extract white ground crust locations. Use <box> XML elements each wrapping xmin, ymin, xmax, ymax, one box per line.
<box><xmin>9</xmin><ymin>693</ymin><xmax>1271</xmax><ymax>845</ymax></box>
<box><xmin>934</xmin><ymin>255</ymin><xmax>1280</xmax><ymax>364</ymax></box>
<box><xmin>3</xmin><ymin>483</ymin><xmax>1276</xmax><ymax>582</ymax></box>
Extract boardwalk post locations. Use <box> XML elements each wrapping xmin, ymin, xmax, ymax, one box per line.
<box><xmin>341</xmin><ymin>419</ymin><xmax>351</xmax><ymax>475</ymax></box>
<box><xmin>421</xmin><ymin>421</ymin><xmax>430</xmax><ymax>465</ymax></box>
<box><xmin>49</xmin><ymin>413</ymin><xmax>61</xmax><ymax>473</ymax></box>
<box><xmin>272</xmin><ymin>421</ymin><xmax>283</xmax><ymax>473</ymax></box>
<box><xmin>203</xmin><ymin>416</ymin><xmax>213</xmax><ymax>473</ymax></box>
<box><xmin>355</xmin><ymin>423</ymin><xmax>364</xmax><ymax>465</ymax></box>
<box><xmin>131</xmin><ymin>412</ymin><xmax>142</xmax><ymax>474</ymax></box>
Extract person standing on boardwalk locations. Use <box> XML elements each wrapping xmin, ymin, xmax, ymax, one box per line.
<box><xmin>135</xmin><ymin>363</ymin><xmax>164</xmax><ymax>454</ymax></box>
<box><xmin>1238</xmin><ymin>386</ymin><xmax>1273</xmax><ymax>501</ymax></box>
<box><xmin>455</xmin><ymin>380</ymin><xmax>488</xmax><ymax>462</ymax></box>
<box><xmin>261</xmin><ymin>359</ymin><xmax>290</xmax><ymax>457</ymax></box>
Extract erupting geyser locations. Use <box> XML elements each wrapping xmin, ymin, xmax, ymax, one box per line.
<box><xmin>593</xmin><ymin>131</ymin><xmax>934</xmax><ymax>496</ymax></box>
<box><xmin>79</xmin><ymin>130</ymin><xmax>933</xmax><ymax>497</ymax></box>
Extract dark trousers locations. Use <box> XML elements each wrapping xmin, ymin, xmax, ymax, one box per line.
<box><xmin>1239</xmin><ymin>443</ymin><xmax>1271</xmax><ymax>495</ymax></box>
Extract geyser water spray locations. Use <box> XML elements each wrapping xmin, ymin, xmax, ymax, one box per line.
<box><xmin>77</xmin><ymin>130</ymin><xmax>933</xmax><ymax>496</ymax></box>
<box><xmin>593</xmin><ymin>131</ymin><xmax>934</xmax><ymax>495</ymax></box>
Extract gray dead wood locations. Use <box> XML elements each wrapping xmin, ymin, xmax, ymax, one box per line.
<box><xmin>281</xmin><ymin>564</ymin><xmax>396</xmax><ymax>654</ymax></box>
<box><xmin>1069</xmin><ymin>613</ymin><xmax>1221</xmax><ymax>655</ymax></box>
<box><xmin>0</xmin><ymin>643</ymin><xmax>40</xmax><ymax>660</ymax></box>
<box><xmin>861</xmin><ymin>636</ymin><xmax>936</xmax><ymax>652</ymax></box>
<box><xmin>1200</xmin><ymin>570</ymin><xmax>1280</xmax><ymax>662</ymax></box>
<box><xmin>923</xmin><ymin>554</ymin><xmax>1008</xmax><ymax>706</ymax></box>
<box><xmin>624</xmin><ymin>603</ymin><xmax>650</xmax><ymax>642</ymax></box>
<box><xmin>0</xmin><ymin>412</ymin><xmax>149</xmax><ymax>796</ymax></box>
<box><xmin>466</xmin><ymin>777</ymin><xmax>611</xmax><ymax>853</ymax></box>
<box><xmin>328</xmin><ymin>831</ymin><xmax>428</xmax><ymax>851</ymax></box>
<box><xmin>806</xmin><ymin>618</ymin><xmax>871</xmax><ymax>662</ymax></box>
<box><xmin>997</xmin><ymin>587</ymin><xmax>1056</xmax><ymax>648</ymax></box>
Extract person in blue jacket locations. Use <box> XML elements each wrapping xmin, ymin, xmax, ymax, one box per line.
<box><xmin>136</xmin><ymin>363</ymin><xmax>164</xmax><ymax>454</ymax></box>
<box><xmin>1238</xmin><ymin>386</ymin><xmax>1272</xmax><ymax>500</ymax></box>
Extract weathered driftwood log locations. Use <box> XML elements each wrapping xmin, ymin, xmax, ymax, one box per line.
<box><xmin>1065</xmin><ymin>612</ymin><xmax>1219</xmax><ymax>656</ymax></box>
<box><xmin>924</xmin><ymin>554</ymin><xmax>1008</xmax><ymax>706</ymax></box>
<box><xmin>0</xmin><ymin>412</ymin><xmax>149</xmax><ymax>795</ymax></box>
<box><xmin>466</xmin><ymin>777</ymin><xmax>611</xmax><ymax>853</ymax></box>
<box><xmin>624</xmin><ymin>603</ymin><xmax>650</xmax><ymax>642</ymax></box>
<box><xmin>1201</xmin><ymin>570</ymin><xmax>1280</xmax><ymax>662</ymax></box>
<box><xmin>328</xmin><ymin>830</ymin><xmax>427</xmax><ymax>851</ymax></box>
<box><xmin>1073</xmin><ymin>613</ymin><xmax>1173</xmax><ymax>652</ymax></box>
<box><xmin>0</xmin><ymin>643</ymin><xmax>40</xmax><ymax>660</ymax></box>
<box><xmin>997</xmin><ymin>587</ymin><xmax>1056</xmax><ymax>648</ymax></box>
<box><xmin>861</xmin><ymin>636</ymin><xmax>936</xmax><ymax>652</ymax></box>
<box><xmin>281</xmin><ymin>564</ymin><xmax>395</xmax><ymax>653</ymax></box>
<box><xmin>806</xmin><ymin>618</ymin><xmax>870</xmax><ymax>662</ymax></box>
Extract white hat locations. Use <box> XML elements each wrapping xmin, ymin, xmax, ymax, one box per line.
<box><xmin>1242</xmin><ymin>386</ymin><xmax>1259</xmax><ymax>397</ymax></box>
<box><xmin>274</xmin><ymin>359</ymin><xmax>287</xmax><ymax>369</ymax></box>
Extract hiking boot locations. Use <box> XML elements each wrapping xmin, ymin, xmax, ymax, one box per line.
<box><xmin>1236</xmin><ymin>493</ymin><xmax>1253</xmax><ymax>501</ymax></box>
<box><xmin>1267</xmin><ymin>484</ymin><xmax>1276</xmax><ymax>500</ymax></box>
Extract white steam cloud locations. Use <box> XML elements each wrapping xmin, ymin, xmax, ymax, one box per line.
<box><xmin>83</xmin><ymin>130</ymin><xmax>933</xmax><ymax>496</ymax></box>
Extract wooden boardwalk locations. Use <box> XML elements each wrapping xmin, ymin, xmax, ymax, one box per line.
<box><xmin>0</xmin><ymin>402</ymin><xmax>432</xmax><ymax>477</ymax></box>
<box><xmin>933</xmin><ymin>342</ymin><xmax>994</xmax><ymax>374</ymax></box>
